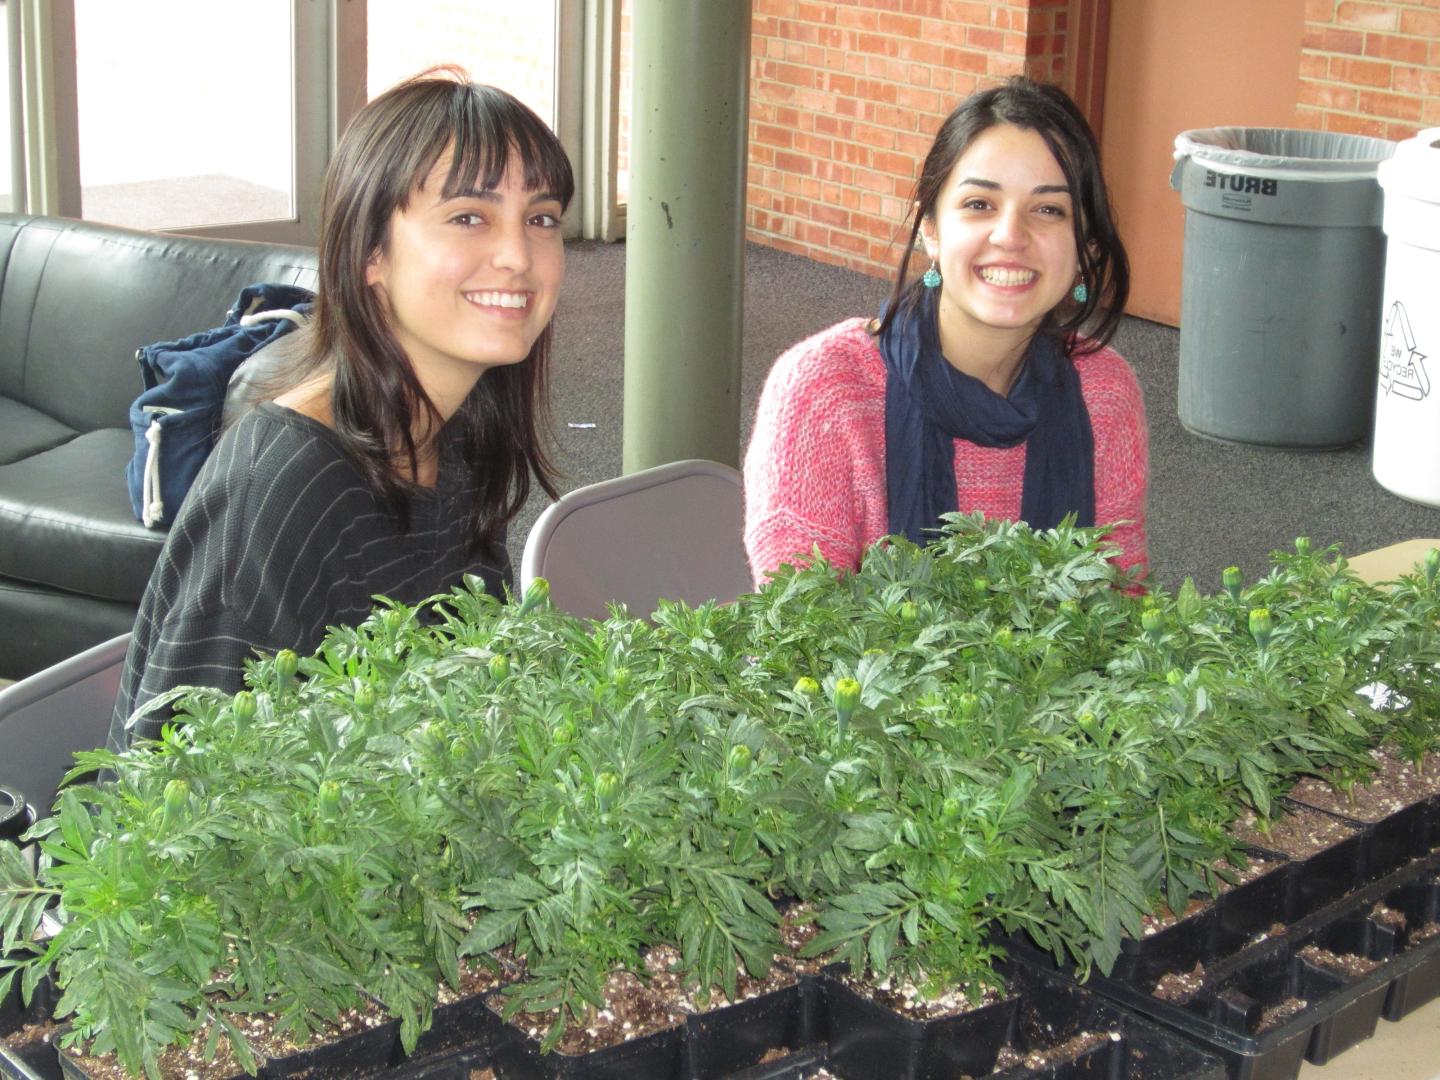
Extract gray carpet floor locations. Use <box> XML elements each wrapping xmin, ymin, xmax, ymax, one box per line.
<box><xmin>512</xmin><ymin>239</ymin><xmax>1440</xmax><ymax>594</ymax></box>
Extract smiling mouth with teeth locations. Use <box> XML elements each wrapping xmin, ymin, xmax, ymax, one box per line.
<box><xmin>979</xmin><ymin>268</ymin><xmax>1037</xmax><ymax>287</ymax></box>
<box><xmin>470</xmin><ymin>291</ymin><xmax>530</xmax><ymax>309</ymax></box>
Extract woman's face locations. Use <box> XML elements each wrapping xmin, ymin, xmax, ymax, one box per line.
<box><xmin>366</xmin><ymin>147</ymin><xmax>566</xmax><ymax>415</ymax></box>
<box><xmin>919</xmin><ymin>123</ymin><xmax>1079</xmax><ymax>352</ymax></box>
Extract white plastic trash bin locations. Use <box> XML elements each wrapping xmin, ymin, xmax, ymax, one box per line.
<box><xmin>1372</xmin><ymin>129</ymin><xmax>1440</xmax><ymax>506</ymax></box>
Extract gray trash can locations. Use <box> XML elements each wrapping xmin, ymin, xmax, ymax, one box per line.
<box><xmin>1170</xmin><ymin>128</ymin><xmax>1396</xmax><ymax>448</ymax></box>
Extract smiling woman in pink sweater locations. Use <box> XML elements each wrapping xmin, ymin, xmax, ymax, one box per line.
<box><xmin>744</xmin><ymin>77</ymin><xmax>1148</xmax><ymax>585</ymax></box>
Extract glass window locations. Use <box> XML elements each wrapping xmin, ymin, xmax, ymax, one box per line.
<box><xmin>366</xmin><ymin>0</ymin><xmax>557</xmax><ymax>126</ymax></box>
<box><xmin>0</xmin><ymin>0</ymin><xmax>13</xmax><ymax>213</ymax></box>
<box><xmin>72</xmin><ymin>0</ymin><xmax>294</xmax><ymax>231</ymax></box>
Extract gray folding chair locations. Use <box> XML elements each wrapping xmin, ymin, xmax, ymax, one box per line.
<box><xmin>0</xmin><ymin>633</ymin><xmax>129</xmax><ymax>816</ymax></box>
<box><xmin>520</xmin><ymin>459</ymin><xmax>753</xmax><ymax>620</ymax></box>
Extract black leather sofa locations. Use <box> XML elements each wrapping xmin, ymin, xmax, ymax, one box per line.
<box><xmin>0</xmin><ymin>214</ymin><xmax>318</xmax><ymax>680</ymax></box>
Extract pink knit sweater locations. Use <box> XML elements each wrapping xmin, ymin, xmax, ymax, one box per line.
<box><xmin>743</xmin><ymin>318</ymin><xmax>1149</xmax><ymax>584</ymax></box>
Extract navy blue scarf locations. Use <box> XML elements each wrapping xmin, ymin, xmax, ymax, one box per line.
<box><xmin>878</xmin><ymin>287</ymin><xmax>1095</xmax><ymax>547</ymax></box>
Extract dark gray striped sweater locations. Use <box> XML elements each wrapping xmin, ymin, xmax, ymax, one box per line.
<box><xmin>110</xmin><ymin>403</ymin><xmax>509</xmax><ymax>750</ymax></box>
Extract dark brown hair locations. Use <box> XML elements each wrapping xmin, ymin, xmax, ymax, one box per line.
<box><xmin>876</xmin><ymin>76</ymin><xmax>1129</xmax><ymax>356</ymax></box>
<box><xmin>288</xmin><ymin>68</ymin><xmax>573</xmax><ymax>548</ymax></box>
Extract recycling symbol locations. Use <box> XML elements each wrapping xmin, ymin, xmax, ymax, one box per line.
<box><xmin>1380</xmin><ymin>301</ymin><xmax>1430</xmax><ymax>401</ymax></box>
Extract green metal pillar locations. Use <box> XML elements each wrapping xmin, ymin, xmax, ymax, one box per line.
<box><xmin>622</xmin><ymin>0</ymin><xmax>752</xmax><ymax>473</ymax></box>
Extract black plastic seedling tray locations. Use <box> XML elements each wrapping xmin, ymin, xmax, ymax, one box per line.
<box><xmin>482</xmin><ymin>978</ymin><xmax>825</xmax><ymax>1080</ymax></box>
<box><xmin>1045</xmin><ymin>852</ymin><xmax>1440</xmax><ymax>1080</ymax></box>
<box><xmin>1368</xmin><ymin>869</ymin><xmax>1440</xmax><ymax>1022</ymax></box>
<box><xmin>1110</xmin><ymin>781</ymin><xmax>1440</xmax><ymax>995</ymax></box>
<box><xmin>466</xmin><ymin>953</ymin><xmax>1231</xmax><ymax>1080</ymax></box>
<box><xmin>0</xmin><ymin>948</ymin><xmax>1233</xmax><ymax>1080</ymax></box>
<box><xmin>0</xmin><ymin>989</ymin><xmax>493</xmax><ymax>1080</ymax></box>
<box><xmin>987</xmin><ymin>959</ymin><xmax>1228</xmax><ymax>1080</ymax></box>
<box><xmin>687</xmin><ymin>958</ymin><xmax>1227</xmax><ymax>1080</ymax></box>
<box><xmin>1284</xmin><ymin>775</ymin><xmax>1440</xmax><ymax>886</ymax></box>
<box><xmin>0</xmin><ymin>975</ymin><xmax>59</xmax><ymax>1080</ymax></box>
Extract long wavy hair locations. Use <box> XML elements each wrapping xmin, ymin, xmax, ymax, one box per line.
<box><xmin>875</xmin><ymin>77</ymin><xmax>1129</xmax><ymax>357</ymax></box>
<box><xmin>279</xmin><ymin>69</ymin><xmax>572</xmax><ymax>550</ymax></box>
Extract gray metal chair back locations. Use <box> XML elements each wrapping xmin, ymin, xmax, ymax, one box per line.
<box><xmin>0</xmin><ymin>633</ymin><xmax>129</xmax><ymax>816</ymax></box>
<box><xmin>520</xmin><ymin>459</ymin><xmax>752</xmax><ymax>620</ymax></box>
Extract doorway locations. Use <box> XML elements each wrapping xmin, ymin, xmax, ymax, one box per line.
<box><xmin>1098</xmin><ymin>0</ymin><xmax>1307</xmax><ymax>326</ymax></box>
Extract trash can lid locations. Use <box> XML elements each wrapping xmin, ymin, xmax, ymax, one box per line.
<box><xmin>1378</xmin><ymin>127</ymin><xmax>1440</xmax><ymax>204</ymax></box>
<box><xmin>1174</xmin><ymin>127</ymin><xmax>1395</xmax><ymax>180</ymax></box>
<box><xmin>0</xmin><ymin>784</ymin><xmax>31</xmax><ymax>839</ymax></box>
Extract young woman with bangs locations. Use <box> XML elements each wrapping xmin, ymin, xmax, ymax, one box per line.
<box><xmin>110</xmin><ymin>70</ymin><xmax>572</xmax><ymax>748</ymax></box>
<box><xmin>744</xmin><ymin>77</ymin><xmax>1147</xmax><ymax>585</ymax></box>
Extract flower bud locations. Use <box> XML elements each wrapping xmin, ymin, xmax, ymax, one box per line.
<box><xmin>1426</xmin><ymin>548</ymin><xmax>1440</xmax><ymax>585</ymax></box>
<box><xmin>1166</xmin><ymin>668</ymin><xmax>1184</xmax><ymax>686</ymax></box>
<box><xmin>1249</xmin><ymin>606</ymin><xmax>1273</xmax><ymax>650</ymax></box>
<box><xmin>727</xmin><ymin>744</ymin><xmax>752</xmax><ymax>774</ymax></box>
<box><xmin>899</xmin><ymin>601</ymin><xmax>919</xmax><ymax>625</ymax></box>
<box><xmin>595</xmin><ymin>771</ymin><xmax>620</xmax><ymax>812</ymax></box>
<box><xmin>353</xmin><ymin>683</ymin><xmax>377</xmax><ymax>714</ymax></box>
<box><xmin>273</xmin><ymin>649</ymin><xmax>299</xmax><ymax>683</ymax></box>
<box><xmin>518</xmin><ymin>577</ymin><xmax>550</xmax><ymax>615</ymax></box>
<box><xmin>1294</xmin><ymin>536</ymin><xmax>1311</xmax><ymax>558</ymax></box>
<box><xmin>317</xmin><ymin>780</ymin><xmax>342</xmax><ymax>822</ymax></box>
<box><xmin>993</xmin><ymin>627</ymin><xmax>1014</xmax><ymax>649</ymax></box>
<box><xmin>1330</xmin><ymin>583</ymin><xmax>1350</xmax><ymax>611</ymax></box>
<box><xmin>956</xmin><ymin>692</ymin><xmax>980</xmax><ymax>722</ymax></box>
<box><xmin>832</xmin><ymin>677</ymin><xmax>862</xmax><ymax>734</ymax></box>
<box><xmin>162</xmin><ymin>778</ymin><xmax>189</xmax><ymax>829</ymax></box>
<box><xmin>940</xmin><ymin>797</ymin><xmax>962</xmax><ymax>822</ymax></box>
<box><xmin>793</xmin><ymin>676</ymin><xmax>820</xmax><ymax>697</ymax></box>
<box><xmin>1222</xmin><ymin>566</ymin><xmax>1243</xmax><ymax>602</ymax></box>
<box><xmin>1058</xmin><ymin>599</ymin><xmax>1081</xmax><ymax>619</ymax></box>
<box><xmin>1141</xmin><ymin>607</ymin><xmax>1164</xmax><ymax>646</ymax></box>
<box><xmin>611</xmin><ymin>666</ymin><xmax>632</xmax><ymax>691</ymax></box>
<box><xmin>231</xmin><ymin>690</ymin><xmax>256</xmax><ymax>724</ymax></box>
<box><xmin>488</xmin><ymin>653</ymin><xmax>511</xmax><ymax>683</ymax></box>
<box><xmin>973</xmin><ymin>577</ymin><xmax>990</xmax><ymax>595</ymax></box>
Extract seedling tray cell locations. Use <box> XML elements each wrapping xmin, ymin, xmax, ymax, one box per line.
<box><xmin>384</xmin><ymin>1047</ymin><xmax>492</xmax><ymax>1079</ymax></box>
<box><xmin>1110</xmin><ymin>905</ymin><xmax>1222</xmax><ymax>987</ymax></box>
<box><xmin>0</xmin><ymin>979</ymin><xmax>61</xmax><ymax>1080</ymax></box>
<box><xmin>991</xmin><ymin>959</ymin><xmax>1226</xmax><ymax>1080</ymax></box>
<box><xmin>1269</xmin><ymin>800</ymin><xmax>1367</xmax><ymax>920</ymax></box>
<box><xmin>715</xmin><ymin>1046</ymin><xmax>828</xmax><ymax>1080</ymax></box>
<box><xmin>1283</xmin><ymin>793</ymin><xmax>1438</xmax><ymax>885</ymax></box>
<box><xmin>407</xmin><ymin>989</ymin><xmax>495</xmax><ymax>1061</ymax></box>
<box><xmin>258</xmin><ymin>1014</ymin><xmax>402</xmax><ymax>1078</ymax></box>
<box><xmin>483</xmin><ymin>991</ymin><xmax>686</xmax><ymax>1080</ymax></box>
<box><xmin>0</xmin><ymin>1037</ymin><xmax>56</xmax><ymax>1080</ymax></box>
<box><xmin>682</xmin><ymin>978</ymin><xmax>823</xmax><ymax>1079</ymax></box>
<box><xmin>818</xmin><ymin>973</ymin><xmax>1016</xmax><ymax>1080</ymax></box>
<box><xmin>1211</xmin><ymin>853</ymin><xmax>1296</xmax><ymax>957</ymax></box>
<box><xmin>1374</xmin><ymin>872</ymin><xmax>1440</xmax><ymax>1021</ymax></box>
<box><xmin>1101</xmin><ymin>851</ymin><xmax>1295</xmax><ymax>990</ymax></box>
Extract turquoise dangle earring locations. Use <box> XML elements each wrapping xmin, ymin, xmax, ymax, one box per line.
<box><xmin>922</xmin><ymin>258</ymin><xmax>941</xmax><ymax>289</ymax></box>
<box><xmin>1072</xmin><ymin>279</ymin><xmax>1088</xmax><ymax>303</ymax></box>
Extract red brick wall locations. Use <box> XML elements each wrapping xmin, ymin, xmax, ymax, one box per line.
<box><xmin>1297</xmin><ymin>1</ymin><xmax>1440</xmax><ymax>139</ymax></box>
<box><xmin>746</xmin><ymin>0</ymin><xmax>1077</xmax><ymax>278</ymax></box>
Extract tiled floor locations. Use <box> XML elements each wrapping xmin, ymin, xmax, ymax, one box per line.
<box><xmin>1298</xmin><ymin>994</ymin><xmax>1440</xmax><ymax>1079</ymax></box>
